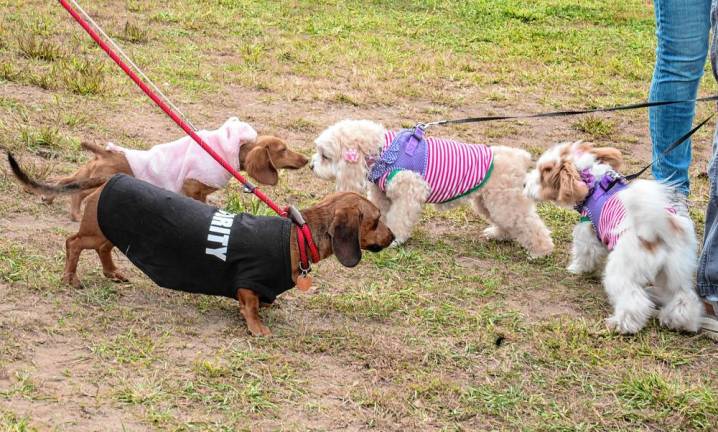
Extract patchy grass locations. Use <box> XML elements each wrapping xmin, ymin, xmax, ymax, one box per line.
<box><xmin>1</xmin><ymin>0</ymin><xmax>718</xmax><ymax>430</ymax></box>
<box><xmin>574</xmin><ymin>115</ymin><xmax>617</xmax><ymax>139</ymax></box>
<box><xmin>121</xmin><ymin>21</ymin><xmax>150</xmax><ymax>44</ymax></box>
<box><xmin>16</xmin><ymin>33</ymin><xmax>63</xmax><ymax>62</ymax></box>
<box><xmin>56</xmin><ymin>58</ymin><xmax>107</xmax><ymax>95</ymax></box>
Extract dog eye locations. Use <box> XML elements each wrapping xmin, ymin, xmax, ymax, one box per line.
<box><xmin>321</xmin><ymin>153</ymin><xmax>329</xmax><ymax>160</ymax></box>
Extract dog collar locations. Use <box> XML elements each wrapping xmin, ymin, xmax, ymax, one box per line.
<box><xmin>286</xmin><ymin>206</ymin><xmax>320</xmax><ymax>275</ymax></box>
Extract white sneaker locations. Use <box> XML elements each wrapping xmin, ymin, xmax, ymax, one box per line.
<box><xmin>701</xmin><ymin>299</ymin><xmax>718</xmax><ymax>341</ymax></box>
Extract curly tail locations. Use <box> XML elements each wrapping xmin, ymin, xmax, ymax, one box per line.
<box><xmin>7</xmin><ymin>153</ymin><xmax>107</xmax><ymax>197</ymax></box>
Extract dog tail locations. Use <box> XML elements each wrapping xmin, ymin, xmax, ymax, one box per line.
<box><xmin>81</xmin><ymin>141</ymin><xmax>109</xmax><ymax>155</ymax></box>
<box><xmin>620</xmin><ymin>179</ymin><xmax>692</xmax><ymax>248</ymax></box>
<box><xmin>7</xmin><ymin>153</ymin><xmax>107</xmax><ymax>197</ymax></box>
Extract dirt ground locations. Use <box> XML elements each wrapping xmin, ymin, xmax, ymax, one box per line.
<box><xmin>2</xmin><ymin>1</ymin><xmax>718</xmax><ymax>431</ymax></box>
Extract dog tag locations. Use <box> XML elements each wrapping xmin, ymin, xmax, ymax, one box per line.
<box><xmin>297</xmin><ymin>274</ymin><xmax>313</xmax><ymax>292</ymax></box>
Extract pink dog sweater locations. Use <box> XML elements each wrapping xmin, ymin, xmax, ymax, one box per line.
<box><xmin>106</xmin><ymin>117</ymin><xmax>257</xmax><ymax>193</ymax></box>
<box><xmin>373</xmin><ymin>130</ymin><xmax>494</xmax><ymax>203</ymax></box>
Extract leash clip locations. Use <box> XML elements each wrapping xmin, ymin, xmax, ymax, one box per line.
<box><xmin>242</xmin><ymin>181</ymin><xmax>256</xmax><ymax>194</ymax></box>
<box><xmin>287</xmin><ymin>205</ymin><xmax>306</xmax><ymax>226</ymax></box>
<box><xmin>418</xmin><ymin>120</ymin><xmax>443</xmax><ymax>129</ymax></box>
<box><xmin>299</xmin><ymin>261</ymin><xmax>311</xmax><ymax>275</ymax></box>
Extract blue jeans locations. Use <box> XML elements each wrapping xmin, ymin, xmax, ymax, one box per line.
<box><xmin>698</xmin><ymin>127</ymin><xmax>718</xmax><ymax>297</ymax></box>
<box><xmin>649</xmin><ymin>0</ymin><xmax>711</xmax><ymax>195</ymax></box>
<box><xmin>698</xmin><ymin>0</ymin><xmax>718</xmax><ymax>298</ymax></box>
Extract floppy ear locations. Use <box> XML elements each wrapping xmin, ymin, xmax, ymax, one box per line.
<box><xmin>263</xmin><ymin>138</ymin><xmax>309</xmax><ymax>170</ymax></box>
<box><xmin>244</xmin><ymin>146</ymin><xmax>278</xmax><ymax>185</ymax></box>
<box><xmin>329</xmin><ymin>206</ymin><xmax>362</xmax><ymax>267</ymax></box>
<box><xmin>590</xmin><ymin>147</ymin><xmax>623</xmax><ymax>170</ymax></box>
<box><xmin>570</xmin><ymin>140</ymin><xmax>592</xmax><ymax>155</ymax></box>
<box><xmin>557</xmin><ymin>160</ymin><xmax>589</xmax><ymax>205</ymax></box>
<box><xmin>335</xmin><ymin>155</ymin><xmax>368</xmax><ymax>193</ymax></box>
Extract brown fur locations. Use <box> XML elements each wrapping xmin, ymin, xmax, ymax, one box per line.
<box><xmin>590</xmin><ymin>147</ymin><xmax>623</xmax><ymax>171</ymax></box>
<box><xmin>568</xmin><ymin>141</ymin><xmax>623</xmax><ymax>171</ymax></box>
<box><xmin>537</xmin><ymin>158</ymin><xmax>589</xmax><ymax>206</ymax></box>
<box><xmin>639</xmin><ymin>237</ymin><xmax>661</xmax><ymax>253</ymax></box>
<box><xmin>9</xmin><ymin>156</ymin><xmax>393</xmax><ymax>336</ymax></box>
<box><xmin>668</xmin><ymin>215</ymin><xmax>685</xmax><ymax>235</ymax></box>
<box><xmin>45</xmin><ymin>136</ymin><xmax>308</xmax><ymax>221</ymax></box>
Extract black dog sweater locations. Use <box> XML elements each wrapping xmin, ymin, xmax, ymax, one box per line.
<box><xmin>97</xmin><ymin>174</ymin><xmax>294</xmax><ymax>303</ymax></box>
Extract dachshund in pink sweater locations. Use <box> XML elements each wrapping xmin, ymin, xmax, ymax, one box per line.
<box><xmin>45</xmin><ymin>117</ymin><xmax>308</xmax><ymax>221</ymax></box>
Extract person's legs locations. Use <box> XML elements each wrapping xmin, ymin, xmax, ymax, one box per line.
<box><xmin>649</xmin><ymin>0</ymin><xmax>711</xmax><ymax>195</ymax></box>
<box><xmin>698</xmin><ymin>127</ymin><xmax>718</xmax><ymax>339</ymax></box>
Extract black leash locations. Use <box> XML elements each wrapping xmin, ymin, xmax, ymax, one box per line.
<box><xmin>423</xmin><ymin>95</ymin><xmax>718</xmax><ymax>127</ymax></box>
<box><xmin>623</xmin><ymin>113</ymin><xmax>715</xmax><ymax>182</ymax></box>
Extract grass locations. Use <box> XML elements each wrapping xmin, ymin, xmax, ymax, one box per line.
<box><xmin>121</xmin><ymin>21</ymin><xmax>150</xmax><ymax>44</ymax></box>
<box><xmin>1</xmin><ymin>0</ymin><xmax>718</xmax><ymax>430</ymax></box>
<box><xmin>16</xmin><ymin>33</ymin><xmax>63</xmax><ymax>62</ymax></box>
<box><xmin>574</xmin><ymin>115</ymin><xmax>617</xmax><ymax>139</ymax></box>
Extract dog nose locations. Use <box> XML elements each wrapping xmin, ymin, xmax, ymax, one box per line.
<box><xmin>309</xmin><ymin>160</ymin><xmax>314</xmax><ymax>170</ymax></box>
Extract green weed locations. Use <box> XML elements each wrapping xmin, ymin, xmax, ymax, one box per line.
<box><xmin>16</xmin><ymin>34</ymin><xmax>63</xmax><ymax>62</ymax></box>
<box><xmin>574</xmin><ymin>115</ymin><xmax>616</xmax><ymax>138</ymax></box>
<box><xmin>121</xmin><ymin>21</ymin><xmax>150</xmax><ymax>44</ymax></box>
<box><xmin>57</xmin><ymin>58</ymin><xmax>107</xmax><ymax>96</ymax></box>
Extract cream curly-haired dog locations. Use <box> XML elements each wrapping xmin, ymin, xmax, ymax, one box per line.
<box><xmin>310</xmin><ymin>119</ymin><xmax>554</xmax><ymax>258</ymax></box>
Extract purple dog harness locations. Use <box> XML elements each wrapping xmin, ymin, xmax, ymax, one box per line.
<box><xmin>368</xmin><ymin>126</ymin><xmax>494</xmax><ymax>203</ymax></box>
<box><xmin>576</xmin><ymin>170</ymin><xmax>629</xmax><ymax>250</ymax></box>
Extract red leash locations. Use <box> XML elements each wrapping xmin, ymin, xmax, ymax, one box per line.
<box><xmin>57</xmin><ymin>0</ymin><xmax>320</xmax><ymax>269</ymax></box>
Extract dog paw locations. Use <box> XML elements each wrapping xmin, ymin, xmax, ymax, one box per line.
<box><xmin>567</xmin><ymin>262</ymin><xmax>589</xmax><ymax>274</ymax></box>
<box><xmin>605</xmin><ymin>313</ymin><xmax>643</xmax><ymax>335</ymax></box>
<box><xmin>104</xmin><ymin>270</ymin><xmax>128</xmax><ymax>283</ymax></box>
<box><xmin>658</xmin><ymin>305</ymin><xmax>700</xmax><ymax>333</ymax></box>
<box><xmin>62</xmin><ymin>273</ymin><xmax>82</xmax><ymax>289</ymax></box>
<box><xmin>248</xmin><ymin>322</ymin><xmax>272</xmax><ymax>336</ymax></box>
<box><xmin>528</xmin><ymin>248</ymin><xmax>552</xmax><ymax>260</ymax></box>
<box><xmin>527</xmin><ymin>244</ymin><xmax>553</xmax><ymax>260</ymax></box>
<box><xmin>481</xmin><ymin>226</ymin><xmax>512</xmax><ymax>241</ymax></box>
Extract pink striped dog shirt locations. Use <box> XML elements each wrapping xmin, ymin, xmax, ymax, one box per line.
<box><xmin>581</xmin><ymin>194</ymin><xmax>626</xmax><ymax>250</ymax></box>
<box><xmin>371</xmin><ymin>129</ymin><xmax>494</xmax><ymax>203</ymax></box>
<box><xmin>578</xmin><ymin>171</ymin><xmax>677</xmax><ymax>250</ymax></box>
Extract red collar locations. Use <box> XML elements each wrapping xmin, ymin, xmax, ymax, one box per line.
<box><xmin>286</xmin><ymin>206</ymin><xmax>320</xmax><ymax>275</ymax></box>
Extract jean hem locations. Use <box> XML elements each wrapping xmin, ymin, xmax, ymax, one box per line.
<box><xmin>697</xmin><ymin>283</ymin><xmax>718</xmax><ymax>297</ymax></box>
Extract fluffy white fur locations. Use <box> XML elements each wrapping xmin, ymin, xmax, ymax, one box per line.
<box><xmin>524</xmin><ymin>141</ymin><xmax>702</xmax><ymax>334</ymax></box>
<box><xmin>311</xmin><ymin>119</ymin><xmax>554</xmax><ymax>258</ymax></box>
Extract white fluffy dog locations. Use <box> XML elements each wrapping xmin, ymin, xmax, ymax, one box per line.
<box><xmin>524</xmin><ymin>141</ymin><xmax>702</xmax><ymax>334</ymax></box>
<box><xmin>310</xmin><ymin>119</ymin><xmax>554</xmax><ymax>258</ymax></box>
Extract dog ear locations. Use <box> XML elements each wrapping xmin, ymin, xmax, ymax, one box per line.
<box><xmin>259</xmin><ymin>136</ymin><xmax>309</xmax><ymax>170</ymax></box>
<box><xmin>329</xmin><ymin>206</ymin><xmax>362</xmax><ymax>267</ymax></box>
<box><xmin>557</xmin><ymin>159</ymin><xmax>589</xmax><ymax>205</ymax></box>
<box><xmin>244</xmin><ymin>146</ymin><xmax>278</xmax><ymax>185</ymax></box>
<box><xmin>590</xmin><ymin>147</ymin><xmax>623</xmax><ymax>170</ymax></box>
<box><xmin>570</xmin><ymin>140</ymin><xmax>593</xmax><ymax>155</ymax></box>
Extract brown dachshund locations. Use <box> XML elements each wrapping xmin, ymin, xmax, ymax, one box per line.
<box><xmin>45</xmin><ymin>135</ymin><xmax>308</xmax><ymax>221</ymax></box>
<box><xmin>9</xmin><ymin>155</ymin><xmax>394</xmax><ymax>335</ymax></box>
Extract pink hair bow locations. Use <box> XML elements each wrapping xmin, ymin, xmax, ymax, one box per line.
<box><xmin>343</xmin><ymin>148</ymin><xmax>359</xmax><ymax>163</ymax></box>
